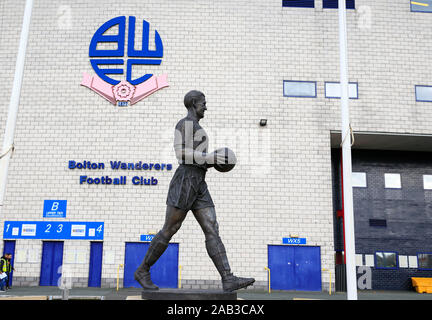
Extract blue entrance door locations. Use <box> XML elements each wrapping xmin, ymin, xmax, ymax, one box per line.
<box><xmin>40</xmin><ymin>241</ymin><xmax>64</xmax><ymax>286</ymax></box>
<box><xmin>88</xmin><ymin>242</ymin><xmax>103</xmax><ymax>287</ymax></box>
<box><xmin>268</xmin><ymin>245</ymin><xmax>321</xmax><ymax>291</ymax></box>
<box><xmin>3</xmin><ymin>241</ymin><xmax>15</xmax><ymax>287</ymax></box>
<box><xmin>268</xmin><ymin>245</ymin><xmax>295</xmax><ymax>290</ymax></box>
<box><xmin>124</xmin><ymin>242</ymin><xmax>179</xmax><ymax>288</ymax></box>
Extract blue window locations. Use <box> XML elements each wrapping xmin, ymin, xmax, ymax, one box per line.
<box><xmin>411</xmin><ymin>1</ymin><xmax>432</xmax><ymax>12</ymax></box>
<box><xmin>323</xmin><ymin>0</ymin><xmax>355</xmax><ymax>9</ymax></box>
<box><xmin>283</xmin><ymin>81</ymin><xmax>316</xmax><ymax>98</ymax></box>
<box><xmin>415</xmin><ymin>85</ymin><xmax>432</xmax><ymax>102</ymax></box>
<box><xmin>417</xmin><ymin>253</ymin><xmax>432</xmax><ymax>270</ymax></box>
<box><xmin>283</xmin><ymin>0</ymin><xmax>314</xmax><ymax>7</ymax></box>
<box><xmin>375</xmin><ymin>251</ymin><xmax>398</xmax><ymax>270</ymax></box>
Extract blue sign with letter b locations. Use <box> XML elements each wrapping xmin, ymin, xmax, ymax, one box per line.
<box><xmin>43</xmin><ymin>200</ymin><xmax>67</xmax><ymax>218</ymax></box>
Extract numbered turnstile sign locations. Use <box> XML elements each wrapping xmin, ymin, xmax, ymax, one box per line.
<box><xmin>3</xmin><ymin>221</ymin><xmax>104</xmax><ymax>240</ymax></box>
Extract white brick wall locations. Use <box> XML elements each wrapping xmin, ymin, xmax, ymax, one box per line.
<box><xmin>0</xmin><ymin>0</ymin><xmax>430</xmax><ymax>289</ymax></box>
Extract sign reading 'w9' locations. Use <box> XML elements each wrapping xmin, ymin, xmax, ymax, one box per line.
<box><xmin>81</xmin><ymin>16</ymin><xmax>169</xmax><ymax>106</ymax></box>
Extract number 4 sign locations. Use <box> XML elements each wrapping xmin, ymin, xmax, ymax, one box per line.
<box><xmin>43</xmin><ymin>200</ymin><xmax>67</xmax><ymax>218</ymax></box>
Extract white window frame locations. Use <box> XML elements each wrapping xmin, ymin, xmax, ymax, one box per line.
<box><xmin>384</xmin><ymin>173</ymin><xmax>401</xmax><ymax>189</ymax></box>
<box><xmin>325</xmin><ymin>82</ymin><xmax>358</xmax><ymax>99</ymax></box>
<box><xmin>423</xmin><ymin>175</ymin><xmax>432</xmax><ymax>190</ymax></box>
<box><xmin>352</xmin><ymin>172</ymin><xmax>367</xmax><ymax>188</ymax></box>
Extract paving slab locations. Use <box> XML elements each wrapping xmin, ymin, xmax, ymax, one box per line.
<box><xmin>0</xmin><ymin>287</ymin><xmax>430</xmax><ymax>300</ymax></box>
<box><xmin>141</xmin><ymin>289</ymin><xmax>237</xmax><ymax>300</ymax></box>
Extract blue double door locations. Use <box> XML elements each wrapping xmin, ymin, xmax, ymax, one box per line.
<box><xmin>40</xmin><ymin>241</ymin><xmax>103</xmax><ymax>287</ymax></box>
<box><xmin>40</xmin><ymin>241</ymin><xmax>64</xmax><ymax>286</ymax></box>
<box><xmin>124</xmin><ymin>242</ymin><xmax>179</xmax><ymax>288</ymax></box>
<box><xmin>268</xmin><ymin>245</ymin><xmax>321</xmax><ymax>291</ymax></box>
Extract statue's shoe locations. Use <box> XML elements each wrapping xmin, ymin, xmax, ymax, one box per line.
<box><xmin>134</xmin><ymin>269</ymin><xmax>159</xmax><ymax>290</ymax></box>
<box><xmin>222</xmin><ymin>275</ymin><xmax>255</xmax><ymax>292</ymax></box>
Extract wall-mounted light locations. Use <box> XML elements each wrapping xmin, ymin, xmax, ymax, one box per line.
<box><xmin>259</xmin><ymin>119</ymin><xmax>267</xmax><ymax>126</ymax></box>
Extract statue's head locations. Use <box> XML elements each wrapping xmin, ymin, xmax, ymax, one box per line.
<box><xmin>184</xmin><ymin>90</ymin><xmax>206</xmax><ymax>119</ymax></box>
<box><xmin>184</xmin><ymin>90</ymin><xmax>205</xmax><ymax>109</ymax></box>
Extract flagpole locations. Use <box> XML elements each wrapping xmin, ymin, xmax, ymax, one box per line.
<box><xmin>0</xmin><ymin>0</ymin><xmax>34</xmax><ymax>207</ymax></box>
<box><xmin>338</xmin><ymin>0</ymin><xmax>358</xmax><ymax>300</ymax></box>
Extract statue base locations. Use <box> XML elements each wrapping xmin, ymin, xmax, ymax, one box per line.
<box><xmin>141</xmin><ymin>289</ymin><xmax>237</xmax><ymax>300</ymax></box>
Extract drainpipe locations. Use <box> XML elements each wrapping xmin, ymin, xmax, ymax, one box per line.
<box><xmin>338</xmin><ymin>0</ymin><xmax>357</xmax><ymax>300</ymax></box>
<box><xmin>0</xmin><ymin>0</ymin><xmax>34</xmax><ymax>207</ymax></box>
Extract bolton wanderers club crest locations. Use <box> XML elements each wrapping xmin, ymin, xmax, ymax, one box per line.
<box><xmin>81</xmin><ymin>16</ymin><xmax>168</xmax><ymax>106</ymax></box>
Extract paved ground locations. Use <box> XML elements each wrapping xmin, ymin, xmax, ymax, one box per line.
<box><xmin>0</xmin><ymin>286</ymin><xmax>430</xmax><ymax>300</ymax></box>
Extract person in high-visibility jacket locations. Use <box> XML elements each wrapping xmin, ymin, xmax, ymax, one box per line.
<box><xmin>0</xmin><ymin>255</ymin><xmax>9</xmax><ymax>292</ymax></box>
<box><xmin>4</xmin><ymin>254</ymin><xmax>14</xmax><ymax>290</ymax></box>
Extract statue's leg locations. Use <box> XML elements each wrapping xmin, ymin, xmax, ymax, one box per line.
<box><xmin>192</xmin><ymin>207</ymin><xmax>255</xmax><ymax>292</ymax></box>
<box><xmin>135</xmin><ymin>205</ymin><xmax>187</xmax><ymax>290</ymax></box>
<box><xmin>192</xmin><ymin>206</ymin><xmax>229</xmax><ymax>277</ymax></box>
